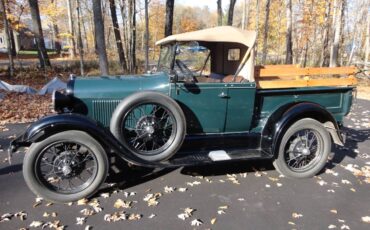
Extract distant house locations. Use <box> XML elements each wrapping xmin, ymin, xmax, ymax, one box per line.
<box><xmin>0</xmin><ymin>27</ymin><xmax>59</xmax><ymax>53</ymax></box>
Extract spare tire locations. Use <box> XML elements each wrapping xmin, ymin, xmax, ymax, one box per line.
<box><xmin>110</xmin><ymin>91</ymin><xmax>186</xmax><ymax>162</ymax></box>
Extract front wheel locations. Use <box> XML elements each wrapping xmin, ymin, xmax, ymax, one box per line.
<box><xmin>273</xmin><ymin>118</ymin><xmax>331</xmax><ymax>178</ymax></box>
<box><xmin>23</xmin><ymin>131</ymin><xmax>109</xmax><ymax>203</ymax></box>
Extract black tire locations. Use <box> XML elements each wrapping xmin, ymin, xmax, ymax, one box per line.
<box><xmin>110</xmin><ymin>91</ymin><xmax>186</xmax><ymax>162</ymax></box>
<box><xmin>23</xmin><ymin>131</ymin><xmax>108</xmax><ymax>203</ymax></box>
<box><xmin>273</xmin><ymin>118</ymin><xmax>331</xmax><ymax>178</ymax></box>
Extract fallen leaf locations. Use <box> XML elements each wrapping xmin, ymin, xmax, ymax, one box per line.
<box><xmin>164</xmin><ymin>186</ymin><xmax>175</xmax><ymax>193</ymax></box>
<box><xmin>330</xmin><ymin>209</ymin><xmax>338</xmax><ymax>214</ymax></box>
<box><xmin>76</xmin><ymin>217</ymin><xmax>86</xmax><ymax>225</ymax></box>
<box><xmin>211</xmin><ymin>218</ymin><xmax>217</xmax><ymax>225</ymax></box>
<box><xmin>85</xmin><ymin>225</ymin><xmax>92</xmax><ymax>230</ymax></box>
<box><xmin>217</xmin><ymin>210</ymin><xmax>225</xmax><ymax>215</ymax></box>
<box><xmin>328</xmin><ymin>224</ymin><xmax>337</xmax><ymax>229</ymax></box>
<box><xmin>80</xmin><ymin>208</ymin><xmax>95</xmax><ymax>216</ymax></box>
<box><xmin>29</xmin><ymin>221</ymin><xmax>43</xmax><ymax>227</ymax></box>
<box><xmin>100</xmin><ymin>193</ymin><xmax>110</xmax><ymax>198</ymax></box>
<box><xmin>292</xmin><ymin>212</ymin><xmax>303</xmax><ymax>219</ymax></box>
<box><xmin>148</xmin><ymin>214</ymin><xmax>156</xmax><ymax>219</ymax></box>
<box><xmin>114</xmin><ymin>199</ymin><xmax>132</xmax><ymax>209</ymax></box>
<box><xmin>265</xmin><ymin>184</ymin><xmax>271</xmax><ymax>188</ymax></box>
<box><xmin>362</xmin><ymin>216</ymin><xmax>370</xmax><ymax>223</ymax></box>
<box><xmin>128</xmin><ymin>213</ymin><xmax>141</xmax><ymax>220</ymax></box>
<box><xmin>178</xmin><ymin>187</ymin><xmax>187</xmax><ymax>192</ymax></box>
<box><xmin>191</xmin><ymin>219</ymin><xmax>203</xmax><ymax>226</ymax></box>
<box><xmin>0</xmin><ymin>213</ymin><xmax>12</xmax><ymax>222</ymax></box>
<box><xmin>77</xmin><ymin>198</ymin><xmax>89</xmax><ymax>206</ymax></box>
<box><xmin>288</xmin><ymin>221</ymin><xmax>296</xmax><ymax>226</ymax></box>
<box><xmin>341</xmin><ymin>180</ymin><xmax>351</xmax><ymax>185</ymax></box>
<box><xmin>177</xmin><ymin>213</ymin><xmax>189</xmax><ymax>220</ymax></box>
<box><xmin>340</xmin><ymin>224</ymin><xmax>350</xmax><ymax>229</ymax></box>
<box><xmin>317</xmin><ymin>180</ymin><xmax>328</xmax><ymax>186</ymax></box>
<box><xmin>276</xmin><ymin>183</ymin><xmax>283</xmax><ymax>187</ymax></box>
<box><xmin>14</xmin><ymin>211</ymin><xmax>27</xmax><ymax>221</ymax></box>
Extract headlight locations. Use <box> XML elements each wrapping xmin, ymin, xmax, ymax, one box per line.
<box><xmin>52</xmin><ymin>90</ymin><xmax>72</xmax><ymax>113</ymax></box>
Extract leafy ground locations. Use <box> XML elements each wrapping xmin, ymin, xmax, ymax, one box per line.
<box><xmin>0</xmin><ymin>100</ymin><xmax>369</xmax><ymax>229</ymax></box>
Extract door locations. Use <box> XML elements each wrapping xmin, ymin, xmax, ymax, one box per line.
<box><xmin>224</xmin><ymin>82</ymin><xmax>256</xmax><ymax>132</ymax></box>
<box><xmin>171</xmin><ymin>82</ymin><xmax>228</xmax><ymax>134</ymax></box>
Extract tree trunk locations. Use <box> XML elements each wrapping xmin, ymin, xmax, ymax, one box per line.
<box><xmin>127</xmin><ymin>0</ymin><xmax>136</xmax><ymax>73</ymax></box>
<box><xmin>365</xmin><ymin>3</ymin><xmax>370</xmax><ymax>72</ymax></box>
<box><xmin>92</xmin><ymin>0</ymin><xmax>109</xmax><ymax>75</ymax></box>
<box><xmin>285</xmin><ymin>0</ymin><xmax>293</xmax><ymax>64</ymax></box>
<box><xmin>144</xmin><ymin>0</ymin><xmax>149</xmax><ymax>71</ymax></box>
<box><xmin>262</xmin><ymin>0</ymin><xmax>271</xmax><ymax>64</ymax></box>
<box><xmin>28</xmin><ymin>0</ymin><xmax>51</xmax><ymax>69</ymax></box>
<box><xmin>67</xmin><ymin>0</ymin><xmax>76</xmax><ymax>58</ymax></box>
<box><xmin>76</xmin><ymin>0</ymin><xmax>84</xmax><ymax>76</ymax></box>
<box><xmin>227</xmin><ymin>0</ymin><xmax>237</xmax><ymax>26</ymax></box>
<box><xmin>164</xmin><ymin>0</ymin><xmax>174</xmax><ymax>37</ymax></box>
<box><xmin>0</xmin><ymin>0</ymin><xmax>14</xmax><ymax>76</ymax></box>
<box><xmin>109</xmin><ymin>0</ymin><xmax>127</xmax><ymax>72</ymax></box>
<box><xmin>217</xmin><ymin>0</ymin><xmax>223</xmax><ymax>26</ymax></box>
<box><xmin>330</xmin><ymin>0</ymin><xmax>343</xmax><ymax>67</ymax></box>
<box><xmin>241</xmin><ymin>0</ymin><xmax>250</xmax><ymax>30</ymax></box>
<box><xmin>320</xmin><ymin>0</ymin><xmax>331</xmax><ymax>67</ymax></box>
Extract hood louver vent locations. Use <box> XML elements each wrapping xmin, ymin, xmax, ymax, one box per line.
<box><xmin>92</xmin><ymin>100</ymin><xmax>121</xmax><ymax>127</ymax></box>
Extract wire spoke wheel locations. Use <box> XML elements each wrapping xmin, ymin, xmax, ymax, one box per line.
<box><xmin>284</xmin><ymin>129</ymin><xmax>323</xmax><ymax>172</ymax></box>
<box><xmin>35</xmin><ymin>141</ymin><xmax>98</xmax><ymax>194</ymax></box>
<box><xmin>122</xmin><ymin>103</ymin><xmax>177</xmax><ymax>155</ymax></box>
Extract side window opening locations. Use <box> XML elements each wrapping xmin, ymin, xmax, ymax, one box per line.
<box><xmin>228</xmin><ymin>48</ymin><xmax>240</xmax><ymax>61</ymax></box>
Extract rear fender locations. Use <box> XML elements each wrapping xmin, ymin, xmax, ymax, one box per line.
<box><xmin>261</xmin><ymin>102</ymin><xmax>344</xmax><ymax>157</ymax></box>
<box><xmin>10</xmin><ymin>114</ymin><xmax>164</xmax><ymax>168</ymax></box>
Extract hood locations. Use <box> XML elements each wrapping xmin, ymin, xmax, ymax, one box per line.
<box><xmin>71</xmin><ymin>72</ymin><xmax>170</xmax><ymax>99</ymax></box>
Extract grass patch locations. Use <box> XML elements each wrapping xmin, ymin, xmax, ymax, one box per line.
<box><xmin>17</xmin><ymin>50</ymin><xmax>57</xmax><ymax>55</ymax></box>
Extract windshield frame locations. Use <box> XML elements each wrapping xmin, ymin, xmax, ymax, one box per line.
<box><xmin>157</xmin><ymin>44</ymin><xmax>176</xmax><ymax>74</ymax></box>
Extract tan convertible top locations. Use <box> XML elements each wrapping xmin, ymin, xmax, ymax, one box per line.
<box><xmin>156</xmin><ymin>26</ymin><xmax>257</xmax><ymax>82</ymax></box>
<box><xmin>156</xmin><ymin>26</ymin><xmax>257</xmax><ymax>47</ymax></box>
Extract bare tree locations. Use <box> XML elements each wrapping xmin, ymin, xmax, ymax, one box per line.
<box><xmin>164</xmin><ymin>0</ymin><xmax>174</xmax><ymax>36</ymax></box>
<box><xmin>321</xmin><ymin>1</ymin><xmax>331</xmax><ymax>67</ymax></box>
<box><xmin>76</xmin><ymin>0</ymin><xmax>84</xmax><ymax>75</ymax></box>
<box><xmin>262</xmin><ymin>0</ymin><xmax>271</xmax><ymax>64</ymax></box>
<box><xmin>92</xmin><ymin>0</ymin><xmax>109</xmax><ymax>75</ymax></box>
<box><xmin>28</xmin><ymin>0</ymin><xmax>51</xmax><ymax>69</ymax></box>
<box><xmin>217</xmin><ymin>0</ymin><xmax>223</xmax><ymax>26</ymax></box>
<box><xmin>0</xmin><ymin>0</ymin><xmax>14</xmax><ymax>76</ymax></box>
<box><xmin>128</xmin><ymin>0</ymin><xmax>136</xmax><ymax>72</ymax></box>
<box><xmin>241</xmin><ymin>0</ymin><xmax>250</xmax><ymax>30</ymax></box>
<box><xmin>330</xmin><ymin>0</ymin><xmax>344</xmax><ymax>67</ymax></box>
<box><xmin>285</xmin><ymin>0</ymin><xmax>293</xmax><ymax>64</ymax></box>
<box><xmin>227</xmin><ymin>0</ymin><xmax>237</xmax><ymax>26</ymax></box>
<box><xmin>67</xmin><ymin>0</ymin><xmax>76</xmax><ymax>58</ymax></box>
<box><xmin>365</xmin><ymin>1</ymin><xmax>370</xmax><ymax>70</ymax></box>
<box><xmin>144</xmin><ymin>0</ymin><xmax>149</xmax><ymax>71</ymax></box>
<box><xmin>109</xmin><ymin>0</ymin><xmax>127</xmax><ymax>72</ymax></box>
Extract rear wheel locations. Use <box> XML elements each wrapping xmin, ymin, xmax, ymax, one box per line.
<box><xmin>273</xmin><ymin>118</ymin><xmax>331</xmax><ymax>178</ymax></box>
<box><xmin>23</xmin><ymin>131</ymin><xmax>108</xmax><ymax>203</ymax></box>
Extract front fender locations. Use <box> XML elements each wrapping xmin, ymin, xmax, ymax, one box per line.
<box><xmin>10</xmin><ymin>113</ymin><xmax>165</xmax><ymax>168</ymax></box>
<box><xmin>261</xmin><ymin>102</ymin><xmax>344</xmax><ymax>157</ymax></box>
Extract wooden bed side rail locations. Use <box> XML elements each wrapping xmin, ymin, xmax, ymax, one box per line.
<box><xmin>256</xmin><ymin>66</ymin><xmax>357</xmax><ymax>78</ymax></box>
<box><xmin>257</xmin><ymin>75</ymin><xmax>357</xmax><ymax>89</ymax></box>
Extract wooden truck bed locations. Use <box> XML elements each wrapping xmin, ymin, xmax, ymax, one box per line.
<box><xmin>254</xmin><ymin>65</ymin><xmax>357</xmax><ymax>89</ymax></box>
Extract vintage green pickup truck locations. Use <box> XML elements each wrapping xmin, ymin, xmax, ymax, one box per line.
<box><xmin>10</xmin><ymin>26</ymin><xmax>357</xmax><ymax>202</ymax></box>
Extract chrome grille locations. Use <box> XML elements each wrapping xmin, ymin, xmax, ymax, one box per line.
<box><xmin>92</xmin><ymin>100</ymin><xmax>121</xmax><ymax>127</ymax></box>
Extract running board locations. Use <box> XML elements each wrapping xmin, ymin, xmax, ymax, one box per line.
<box><xmin>167</xmin><ymin>149</ymin><xmax>270</xmax><ymax>167</ymax></box>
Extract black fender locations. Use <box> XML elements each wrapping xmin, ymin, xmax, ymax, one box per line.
<box><xmin>9</xmin><ymin>113</ymin><xmax>167</xmax><ymax>168</ymax></box>
<box><xmin>261</xmin><ymin>102</ymin><xmax>344</xmax><ymax>157</ymax></box>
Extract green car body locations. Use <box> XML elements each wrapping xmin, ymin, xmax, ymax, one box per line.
<box><xmin>70</xmin><ymin>73</ymin><xmax>353</xmax><ymax>135</ymax></box>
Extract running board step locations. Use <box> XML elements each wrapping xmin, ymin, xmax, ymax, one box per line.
<box><xmin>168</xmin><ymin>149</ymin><xmax>267</xmax><ymax>167</ymax></box>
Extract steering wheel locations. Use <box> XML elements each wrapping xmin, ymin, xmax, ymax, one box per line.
<box><xmin>175</xmin><ymin>59</ymin><xmax>198</xmax><ymax>83</ymax></box>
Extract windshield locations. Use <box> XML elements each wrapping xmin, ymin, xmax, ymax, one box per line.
<box><xmin>157</xmin><ymin>45</ymin><xmax>174</xmax><ymax>72</ymax></box>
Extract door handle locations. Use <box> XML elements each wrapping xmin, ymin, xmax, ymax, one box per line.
<box><xmin>218</xmin><ymin>92</ymin><xmax>228</xmax><ymax>98</ymax></box>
